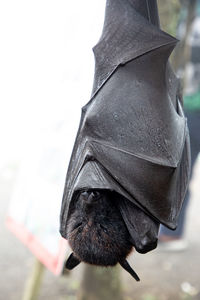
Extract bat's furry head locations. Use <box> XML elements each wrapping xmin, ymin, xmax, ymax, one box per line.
<box><xmin>67</xmin><ymin>190</ymin><xmax>133</xmax><ymax>265</ymax></box>
<box><xmin>65</xmin><ymin>190</ymin><xmax>140</xmax><ymax>281</ymax></box>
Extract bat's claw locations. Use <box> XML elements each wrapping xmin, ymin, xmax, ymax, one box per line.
<box><xmin>119</xmin><ymin>259</ymin><xmax>140</xmax><ymax>282</ymax></box>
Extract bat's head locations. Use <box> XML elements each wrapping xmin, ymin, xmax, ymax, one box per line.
<box><xmin>67</xmin><ymin>190</ymin><xmax>133</xmax><ymax>265</ymax></box>
<box><xmin>66</xmin><ymin>190</ymin><xmax>140</xmax><ymax>281</ymax></box>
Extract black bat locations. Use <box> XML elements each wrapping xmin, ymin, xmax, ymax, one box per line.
<box><xmin>60</xmin><ymin>0</ymin><xmax>190</xmax><ymax>280</ymax></box>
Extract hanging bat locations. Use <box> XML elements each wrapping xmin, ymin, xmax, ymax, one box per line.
<box><xmin>60</xmin><ymin>0</ymin><xmax>190</xmax><ymax>281</ymax></box>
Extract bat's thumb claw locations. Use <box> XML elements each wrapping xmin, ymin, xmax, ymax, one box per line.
<box><xmin>119</xmin><ymin>259</ymin><xmax>140</xmax><ymax>282</ymax></box>
<box><xmin>65</xmin><ymin>253</ymin><xmax>81</xmax><ymax>270</ymax></box>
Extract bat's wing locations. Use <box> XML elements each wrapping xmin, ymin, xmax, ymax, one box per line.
<box><xmin>91</xmin><ymin>0</ymin><xmax>175</xmax><ymax>97</ymax></box>
<box><xmin>60</xmin><ymin>0</ymin><xmax>190</xmax><ymax>238</ymax></box>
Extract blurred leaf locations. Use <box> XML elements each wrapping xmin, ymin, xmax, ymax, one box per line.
<box><xmin>142</xmin><ymin>294</ymin><xmax>158</xmax><ymax>300</ymax></box>
<box><xmin>68</xmin><ymin>278</ymin><xmax>80</xmax><ymax>291</ymax></box>
<box><xmin>158</xmin><ymin>0</ymin><xmax>181</xmax><ymax>35</ymax></box>
<box><xmin>63</xmin><ymin>296</ymin><xmax>76</xmax><ymax>300</ymax></box>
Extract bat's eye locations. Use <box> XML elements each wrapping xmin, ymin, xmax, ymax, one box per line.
<box><xmin>73</xmin><ymin>222</ymin><xmax>82</xmax><ymax>230</ymax></box>
<box><xmin>100</xmin><ymin>224</ymin><xmax>108</xmax><ymax>233</ymax></box>
<box><xmin>79</xmin><ymin>191</ymin><xmax>90</xmax><ymax>201</ymax></box>
<box><xmin>79</xmin><ymin>190</ymin><xmax>102</xmax><ymax>205</ymax></box>
<box><xmin>90</xmin><ymin>191</ymin><xmax>101</xmax><ymax>200</ymax></box>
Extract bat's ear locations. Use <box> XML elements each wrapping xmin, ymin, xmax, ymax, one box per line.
<box><xmin>119</xmin><ymin>259</ymin><xmax>140</xmax><ymax>282</ymax></box>
<box><xmin>65</xmin><ymin>253</ymin><xmax>81</xmax><ymax>270</ymax></box>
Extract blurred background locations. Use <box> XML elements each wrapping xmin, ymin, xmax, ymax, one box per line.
<box><xmin>0</xmin><ymin>0</ymin><xmax>200</xmax><ymax>299</ymax></box>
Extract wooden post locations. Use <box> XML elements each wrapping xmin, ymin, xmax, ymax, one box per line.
<box><xmin>22</xmin><ymin>258</ymin><xmax>45</xmax><ymax>300</ymax></box>
<box><xmin>77</xmin><ymin>265</ymin><xmax>124</xmax><ymax>300</ymax></box>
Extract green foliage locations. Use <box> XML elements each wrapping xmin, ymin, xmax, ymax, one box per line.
<box><xmin>158</xmin><ymin>0</ymin><xmax>181</xmax><ymax>35</ymax></box>
<box><xmin>142</xmin><ymin>294</ymin><xmax>158</xmax><ymax>300</ymax></box>
<box><xmin>68</xmin><ymin>278</ymin><xmax>80</xmax><ymax>291</ymax></box>
<box><xmin>63</xmin><ymin>296</ymin><xmax>76</xmax><ymax>300</ymax></box>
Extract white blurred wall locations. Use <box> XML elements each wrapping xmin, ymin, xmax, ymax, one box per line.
<box><xmin>0</xmin><ymin>0</ymin><xmax>106</xmax><ymax>168</ymax></box>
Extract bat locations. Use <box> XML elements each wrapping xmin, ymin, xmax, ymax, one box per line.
<box><xmin>60</xmin><ymin>0</ymin><xmax>191</xmax><ymax>280</ymax></box>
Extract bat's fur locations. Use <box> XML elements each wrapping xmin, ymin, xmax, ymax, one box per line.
<box><xmin>67</xmin><ymin>190</ymin><xmax>133</xmax><ymax>266</ymax></box>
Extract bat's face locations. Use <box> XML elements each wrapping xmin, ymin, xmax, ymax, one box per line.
<box><xmin>67</xmin><ymin>190</ymin><xmax>133</xmax><ymax>266</ymax></box>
